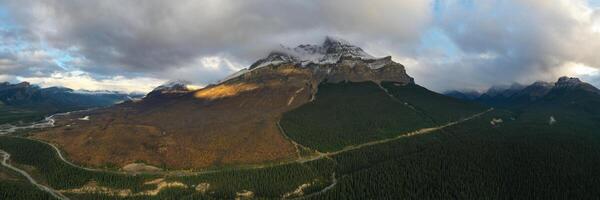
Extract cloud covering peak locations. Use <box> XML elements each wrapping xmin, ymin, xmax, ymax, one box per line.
<box><xmin>1</xmin><ymin>0</ymin><xmax>600</xmax><ymax>92</ymax></box>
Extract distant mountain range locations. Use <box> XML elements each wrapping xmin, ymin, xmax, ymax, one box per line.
<box><xmin>0</xmin><ymin>82</ymin><xmax>142</xmax><ymax>124</ymax></box>
<box><xmin>445</xmin><ymin>76</ymin><xmax>600</xmax><ymax>109</ymax></box>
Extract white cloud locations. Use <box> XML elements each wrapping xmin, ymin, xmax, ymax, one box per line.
<box><xmin>0</xmin><ymin>74</ymin><xmax>17</xmax><ymax>83</ymax></box>
<box><xmin>16</xmin><ymin>71</ymin><xmax>167</xmax><ymax>93</ymax></box>
<box><xmin>3</xmin><ymin>0</ymin><xmax>600</xmax><ymax>92</ymax></box>
<box><xmin>560</xmin><ymin>61</ymin><xmax>599</xmax><ymax>76</ymax></box>
<box><xmin>3</xmin><ymin>0</ymin><xmax>431</xmax><ymax>73</ymax></box>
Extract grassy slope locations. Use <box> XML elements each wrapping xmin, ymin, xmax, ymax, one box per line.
<box><xmin>281</xmin><ymin>82</ymin><xmax>434</xmax><ymax>152</ymax></box>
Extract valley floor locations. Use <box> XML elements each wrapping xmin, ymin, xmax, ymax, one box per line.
<box><xmin>3</xmin><ymin>82</ymin><xmax>600</xmax><ymax>199</ymax></box>
<box><xmin>0</xmin><ymin>108</ymin><xmax>491</xmax><ymax>199</ymax></box>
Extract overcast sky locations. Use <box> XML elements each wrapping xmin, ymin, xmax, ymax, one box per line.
<box><xmin>1</xmin><ymin>0</ymin><xmax>600</xmax><ymax>93</ymax></box>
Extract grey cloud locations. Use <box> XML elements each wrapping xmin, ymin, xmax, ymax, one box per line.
<box><xmin>412</xmin><ymin>0</ymin><xmax>600</xmax><ymax>92</ymax></box>
<box><xmin>3</xmin><ymin>0</ymin><xmax>431</xmax><ymax>85</ymax></box>
<box><xmin>3</xmin><ymin>0</ymin><xmax>600</xmax><ymax>92</ymax></box>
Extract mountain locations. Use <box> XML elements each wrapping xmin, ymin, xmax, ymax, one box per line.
<box><xmin>476</xmin><ymin>83</ymin><xmax>525</xmax><ymax>105</ymax></box>
<box><xmin>7</xmin><ymin>40</ymin><xmax>600</xmax><ymax>199</ymax></box>
<box><xmin>446</xmin><ymin>76</ymin><xmax>600</xmax><ymax>109</ymax></box>
<box><xmin>444</xmin><ymin>90</ymin><xmax>481</xmax><ymax>100</ymax></box>
<box><xmin>0</xmin><ymin>82</ymin><xmax>142</xmax><ymax>124</ymax></box>
<box><xmin>144</xmin><ymin>80</ymin><xmax>194</xmax><ymax>101</ymax></box>
<box><xmin>536</xmin><ymin>77</ymin><xmax>600</xmax><ymax>118</ymax></box>
<box><xmin>31</xmin><ymin>37</ymin><xmax>433</xmax><ymax>169</ymax></box>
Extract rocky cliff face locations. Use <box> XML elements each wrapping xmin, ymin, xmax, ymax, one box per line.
<box><xmin>553</xmin><ymin>76</ymin><xmax>600</xmax><ymax>94</ymax></box>
<box><xmin>226</xmin><ymin>37</ymin><xmax>414</xmax><ymax>92</ymax></box>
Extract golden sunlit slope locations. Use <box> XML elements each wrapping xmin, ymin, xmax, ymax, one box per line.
<box><xmin>33</xmin><ymin>65</ymin><xmax>316</xmax><ymax>169</ymax></box>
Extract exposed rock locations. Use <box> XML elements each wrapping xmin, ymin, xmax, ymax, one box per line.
<box><xmin>549</xmin><ymin>116</ymin><xmax>557</xmax><ymax>125</ymax></box>
<box><xmin>139</xmin><ymin>181</ymin><xmax>187</xmax><ymax>196</ymax></box>
<box><xmin>283</xmin><ymin>182</ymin><xmax>312</xmax><ymax>198</ymax></box>
<box><xmin>59</xmin><ymin>181</ymin><xmax>133</xmax><ymax>197</ymax></box>
<box><xmin>60</xmin><ymin>179</ymin><xmax>188</xmax><ymax>197</ymax></box>
<box><xmin>490</xmin><ymin>118</ymin><xmax>504</xmax><ymax>126</ymax></box>
<box><xmin>195</xmin><ymin>183</ymin><xmax>210</xmax><ymax>194</ymax></box>
<box><xmin>122</xmin><ymin>163</ymin><xmax>162</xmax><ymax>173</ymax></box>
<box><xmin>555</xmin><ymin>77</ymin><xmax>583</xmax><ymax>88</ymax></box>
<box><xmin>249</xmin><ymin>36</ymin><xmax>375</xmax><ymax>69</ymax></box>
<box><xmin>145</xmin><ymin>80</ymin><xmax>194</xmax><ymax>98</ymax></box>
<box><xmin>554</xmin><ymin>76</ymin><xmax>600</xmax><ymax>94</ymax></box>
<box><xmin>242</xmin><ymin>37</ymin><xmax>414</xmax><ymax>85</ymax></box>
<box><xmin>235</xmin><ymin>190</ymin><xmax>255</xmax><ymax>200</ymax></box>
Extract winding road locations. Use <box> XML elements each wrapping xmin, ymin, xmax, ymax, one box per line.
<box><xmin>0</xmin><ymin>150</ymin><xmax>69</xmax><ymax>200</ymax></box>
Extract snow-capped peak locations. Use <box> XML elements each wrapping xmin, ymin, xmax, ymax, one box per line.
<box><xmin>553</xmin><ymin>76</ymin><xmax>600</xmax><ymax>94</ymax></box>
<box><xmin>152</xmin><ymin>80</ymin><xmax>191</xmax><ymax>92</ymax></box>
<box><xmin>555</xmin><ymin>76</ymin><xmax>583</xmax><ymax>87</ymax></box>
<box><xmin>72</xmin><ymin>89</ymin><xmax>124</xmax><ymax>95</ymax></box>
<box><xmin>531</xmin><ymin>81</ymin><xmax>554</xmax><ymax>87</ymax></box>
<box><xmin>249</xmin><ymin>36</ymin><xmax>377</xmax><ymax>70</ymax></box>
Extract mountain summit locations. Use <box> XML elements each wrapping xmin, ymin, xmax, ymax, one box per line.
<box><xmin>250</xmin><ymin>36</ymin><xmax>376</xmax><ymax>69</ymax></box>
<box><xmin>554</xmin><ymin>76</ymin><xmax>600</xmax><ymax>94</ymax></box>
<box><xmin>227</xmin><ymin>37</ymin><xmax>413</xmax><ymax>85</ymax></box>
<box><xmin>448</xmin><ymin>76</ymin><xmax>600</xmax><ymax>107</ymax></box>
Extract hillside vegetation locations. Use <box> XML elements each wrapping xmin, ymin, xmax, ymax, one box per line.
<box><xmin>281</xmin><ymin>81</ymin><xmax>433</xmax><ymax>152</ymax></box>
<box><xmin>380</xmin><ymin>82</ymin><xmax>487</xmax><ymax>123</ymax></box>
<box><xmin>281</xmin><ymin>81</ymin><xmax>487</xmax><ymax>152</ymax></box>
<box><xmin>3</xmin><ymin>80</ymin><xmax>600</xmax><ymax>199</ymax></box>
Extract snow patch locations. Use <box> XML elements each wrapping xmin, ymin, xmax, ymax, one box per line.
<box><xmin>249</xmin><ymin>37</ymin><xmax>383</xmax><ymax>70</ymax></box>
<box><xmin>78</xmin><ymin>116</ymin><xmax>90</xmax><ymax>121</ymax></box>
<box><xmin>235</xmin><ymin>190</ymin><xmax>254</xmax><ymax>199</ymax></box>
<box><xmin>71</xmin><ymin>90</ymin><xmax>124</xmax><ymax>95</ymax></box>
<box><xmin>283</xmin><ymin>182</ymin><xmax>312</xmax><ymax>198</ymax></box>
<box><xmin>490</xmin><ymin>118</ymin><xmax>503</xmax><ymax>126</ymax></box>
<box><xmin>218</xmin><ymin>68</ymin><xmax>250</xmax><ymax>84</ymax></box>
<box><xmin>195</xmin><ymin>183</ymin><xmax>210</xmax><ymax>194</ymax></box>
<box><xmin>549</xmin><ymin>116</ymin><xmax>557</xmax><ymax>125</ymax></box>
<box><xmin>287</xmin><ymin>87</ymin><xmax>305</xmax><ymax>106</ymax></box>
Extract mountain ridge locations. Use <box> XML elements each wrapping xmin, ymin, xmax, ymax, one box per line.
<box><xmin>445</xmin><ymin>76</ymin><xmax>600</xmax><ymax>107</ymax></box>
<box><xmin>31</xmin><ymin>37</ymin><xmax>417</xmax><ymax>169</ymax></box>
